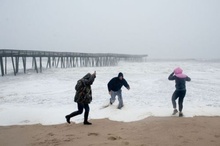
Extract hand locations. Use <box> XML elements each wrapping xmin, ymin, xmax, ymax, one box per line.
<box><xmin>127</xmin><ymin>87</ymin><xmax>130</xmax><ymax>90</ymax></box>
<box><xmin>92</xmin><ymin>71</ymin><xmax>96</xmax><ymax>77</ymax></box>
<box><xmin>109</xmin><ymin>91</ymin><xmax>112</xmax><ymax>95</ymax></box>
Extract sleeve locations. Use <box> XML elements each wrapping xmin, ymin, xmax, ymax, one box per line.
<box><xmin>186</xmin><ymin>76</ymin><xmax>191</xmax><ymax>82</ymax></box>
<box><xmin>123</xmin><ymin>79</ymin><xmax>130</xmax><ymax>89</ymax></box>
<box><xmin>107</xmin><ymin>78</ymin><xmax>113</xmax><ymax>92</ymax></box>
<box><xmin>168</xmin><ymin>72</ymin><xmax>175</xmax><ymax>80</ymax></box>
<box><xmin>90</xmin><ymin>88</ymin><xmax>92</xmax><ymax>96</ymax></box>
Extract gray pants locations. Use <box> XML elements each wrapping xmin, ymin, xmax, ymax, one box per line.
<box><xmin>110</xmin><ymin>90</ymin><xmax>123</xmax><ymax>109</ymax></box>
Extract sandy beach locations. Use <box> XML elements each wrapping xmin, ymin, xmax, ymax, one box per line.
<box><xmin>0</xmin><ymin>116</ymin><xmax>220</xmax><ymax>146</ymax></box>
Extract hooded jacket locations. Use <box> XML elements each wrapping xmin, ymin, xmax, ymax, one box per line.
<box><xmin>108</xmin><ymin>72</ymin><xmax>130</xmax><ymax>92</ymax></box>
<box><xmin>74</xmin><ymin>73</ymin><xmax>96</xmax><ymax>104</ymax></box>
<box><xmin>168</xmin><ymin>67</ymin><xmax>191</xmax><ymax>90</ymax></box>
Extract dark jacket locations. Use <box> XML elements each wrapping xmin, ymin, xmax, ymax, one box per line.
<box><xmin>168</xmin><ymin>72</ymin><xmax>191</xmax><ymax>91</ymax></box>
<box><xmin>108</xmin><ymin>73</ymin><xmax>130</xmax><ymax>92</ymax></box>
<box><xmin>74</xmin><ymin>73</ymin><xmax>96</xmax><ymax>104</ymax></box>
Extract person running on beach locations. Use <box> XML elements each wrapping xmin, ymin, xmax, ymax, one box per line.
<box><xmin>168</xmin><ymin>67</ymin><xmax>191</xmax><ymax>117</ymax></box>
<box><xmin>107</xmin><ymin>72</ymin><xmax>130</xmax><ymax>109</ymax></box>
<box><xmin>65</xmin><ymin>71</ymin><xmax>96</xmax><ymax>125</ymax></box>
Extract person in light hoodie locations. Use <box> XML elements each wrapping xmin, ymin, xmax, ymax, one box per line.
<box><xmin>168</xmin><ymin>67</ymin><xmax>191</xmax><ymax>117</ymax></box>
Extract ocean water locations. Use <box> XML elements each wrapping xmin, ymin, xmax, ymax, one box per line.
<box><xmin>0</xmin><ymin>60</ymin><xmax>220</xmax><ymax>125</ymax></box>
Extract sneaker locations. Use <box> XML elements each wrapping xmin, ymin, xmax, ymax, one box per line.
<box><xmin>84</xmin><ymin>121</ymin><xmax>92</xmax><ymax>125</ymax></box>
<box><xmin>65</xmin><ymin>115</ymin><xmax>71</xmax><ymax>124</ymax></box>
<box><xmin>118</xmin><ymin>105</ymin><xmax>124</xmax><ymax>109</ymax></box>
<box><xmin>172</xmin><ymin>109</ymin><xmax>178</xmax><ymax>115</ymax></box>
<box><xmin>179</xmin><ymin>112</ymin><xmax>183</xmax><ymax>117</ymax></box>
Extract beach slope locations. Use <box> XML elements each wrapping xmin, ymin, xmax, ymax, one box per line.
<box><xmin>0</xmin><ymin>116</ymin><xmax>220</xmax><ymax>146</ymax></box>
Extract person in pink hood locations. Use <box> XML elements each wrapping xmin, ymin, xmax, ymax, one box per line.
<box><xmin>168</xmin><ymin>67</ymin><xmax>191</xmax><ymax>117</ymax></box>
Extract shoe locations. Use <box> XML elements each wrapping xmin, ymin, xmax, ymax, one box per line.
<box><xmin>110</xmin><ymin>101</ymin><xmax>112</xmax><ymax>105</ymax></box>
<box><xmin>118</xmin><ymin>105</ymin><xmax>124</xmax><ymax>109</ymax></box>
<box><xmin>65</xmin><ymin>115</ymin><xmax>70</xmax><ymax>124</ymax></box>
<box><xmin>172</xmin><ymin>109</ymin><xmax>178</xmax><ymax>115</ymax></box>
<box><xmin>84</xmin><ymin>121</ymin><xmax>92</xmax><ymax>125</ymax></box>
<box><xmin>179</xmin><ymin>112</ymin><xmax>183</xmax><ymax>117</ymax></box>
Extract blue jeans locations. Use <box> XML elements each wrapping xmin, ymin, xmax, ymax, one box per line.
<box><xmin>110</xmin><ymin>90</ymin><xmax>123</xmax><ymax>109</ymax></box>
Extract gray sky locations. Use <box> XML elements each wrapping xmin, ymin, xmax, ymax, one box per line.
<box><xmin>0</xmin><ymin>0</ymin><xmax>220</xmax><ymax>59</ymax></box>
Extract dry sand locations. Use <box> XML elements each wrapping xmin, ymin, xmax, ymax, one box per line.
<box><xmin>0</xmin><ymin>116</ymin><xmax>220</xmax><ymax>146</ymax></box>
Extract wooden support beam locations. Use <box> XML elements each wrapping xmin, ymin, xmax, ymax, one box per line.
<box><xmin>56</xmin><ymin>57</ymin><xmax>60</xmax><ymax>68</ymax></box>
<box><xmin>4</xmin><ymin>57</ymin><xmax>7</xmax><ymax>74</ymax></box>
<box><xmin>92</xmin><ymin>58</ymin><xmax>95</xmax><ymax>67</ymax></box>
<box><xmin>40</xmin><ymin>57</ymin><xmax>42</xmax><ymax>73</ymax></box>
<box><xmin>76</xmin><ymin>57</ymin><xmax>78</xmax><ymax>67</ymax></box>
<box><xmin>0</xmin><ymin>57</ymin><xmax>4</xmax><ymax>76</ymax></box>
<box><xmin>61</xmin><ymin>57</ymin><xmax>63</xmax><ymax>68</ymax></box>
<box><xmin>33</xmin><ymin>57</ymin><xmax>38</xmax><ymax>73</ymax></box>
<box><xmin>80</xmin><ymin>57</ymin><xmax>82</xmax><ymax>67</ymax></box>
<box><xmin>11</xmin><ymin>57</ymin><xmax>16</xmax><ymax>76</ymax></box>
<box><xmin>52</xmin><ymin>57</ymin><xmax>56</xmax><ymax>67</ymax></box>
<box><xmin>66</xmin><ymin>57</ymin><xmax>69</xmax><ymax>68</ymax></box>
<box><xmin>70</xmin><ymin>57</ymin><xmax>73</xmax><ymax>68</ymax></box>
<box><xmin>46</xmin><ymin>57</ymin><xmax>51</xmax><ymax>68</ymax></box>
<box><xmin>15</xmin><ymin>57</ymin><xmax>19</xmax><ymax>74</ymax></box>
<box><xmin>63</xmin><ymin>57</ymin><xmax>66</xmax><ymax>68</ymax></box>
<box><xmin>22</xmin><ymin>57</ymin><xmax>26</xmax><ymax>73</ymax></box>
<box><xmin>32</xmin><ymin>57</ymin><xmax>34</xmax><ymax>69</ymax></box>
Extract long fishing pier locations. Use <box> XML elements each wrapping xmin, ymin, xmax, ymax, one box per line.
<box><xmin>0</xmin><ymin>49</ymin><xmax>147</xmax><ymax>76</ymax></box>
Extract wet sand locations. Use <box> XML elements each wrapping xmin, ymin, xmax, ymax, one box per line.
<box><xmin>0</xmin><ymin>116</ymin><xmax>220</xmax><ymax>146</ymax></box>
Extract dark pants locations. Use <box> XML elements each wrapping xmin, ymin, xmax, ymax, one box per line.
<box><xmin>171</xmin><ymin>90</ymin><xmax>186</xmax><ymax>112</ymax></box>
<box><xmin>67</xmin><ymin>103</ymin><xmax>90</xmax><ymax>122</ymax></box>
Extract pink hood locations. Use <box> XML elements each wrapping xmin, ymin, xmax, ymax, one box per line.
<box><xmin>174</xmin><ymin>67</ymin><xmax>187</xmax><ymax>78</ymax></box>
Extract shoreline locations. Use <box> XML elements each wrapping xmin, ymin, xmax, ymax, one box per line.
<box><xmin>1</xmin><ymin>116</ymin><xmax>220</xmax><ymax>146</ymax></box>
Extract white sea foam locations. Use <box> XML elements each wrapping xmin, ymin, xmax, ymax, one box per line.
<box><xmin>0</xmin><ymin>60</ymin><xmax>220</xmax><ymax>125</ymax></box>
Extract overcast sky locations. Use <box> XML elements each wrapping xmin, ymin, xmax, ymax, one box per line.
<box><xmin>0</xmin><ymin>0</ymin><xmax>219</xmax><ymax>59</ymax></box>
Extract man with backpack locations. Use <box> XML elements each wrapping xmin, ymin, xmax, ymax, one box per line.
<box><xmin>65</xmin><ymin>71</ymin><xmax>96</xmax><ymax>125</ymax></box>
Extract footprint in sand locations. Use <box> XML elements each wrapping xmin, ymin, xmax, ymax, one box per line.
<box><xmin>64</xmin><ymin>137</ymin><xmax>75</xmax><ymax>142</ymax></box>
<box><xmin>108</xmin><ymin>136</ymin><xmax>122</xmax><ymax>140</ymax></box>
<box><xmin>88</xmin><ymin>132</ymin><xmax>99</xmax><ymax>136</ymax></box>
<box><xmin>47</xmin><ymin>132</ymin><xmax>55</xmax><ymax>136</ymax></box>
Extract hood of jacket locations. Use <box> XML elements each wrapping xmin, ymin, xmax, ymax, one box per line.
<box><xmin>83</xmin><ymin>73</ymin><xmax>92</xmax><ymax>80</ymax></box>
<box><xmin>174</xmin><ymin>67</ymin><xmax>187</xmax><ymax>78</ymax></box>
<box><xmin>118</xmin><ymin>72</ymin><xmax>123</xmax><ymax>78</ymax></box>
<box><xmin>82</xmin><ymin>73</ymin><xmax>96</xmax><ymax>85</ymax></box>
